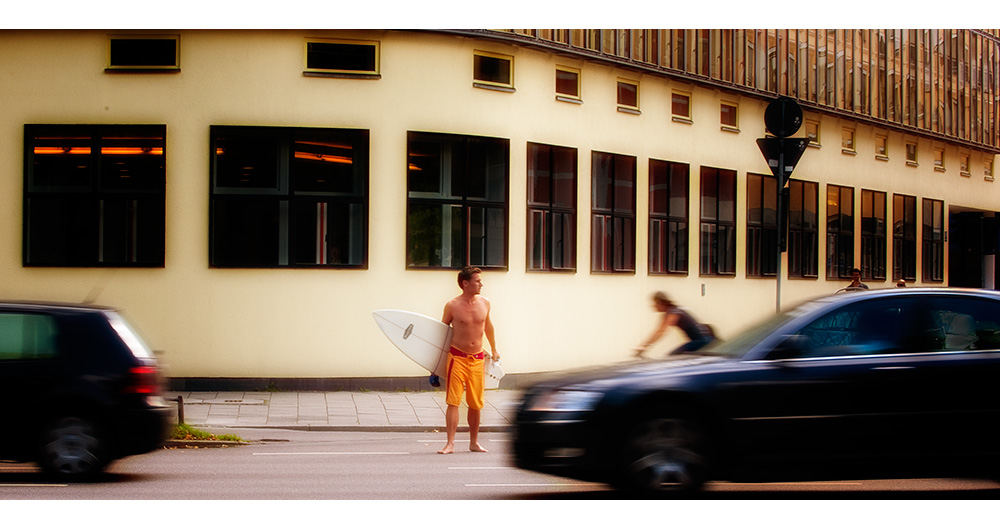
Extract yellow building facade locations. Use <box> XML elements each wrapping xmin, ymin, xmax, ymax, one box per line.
<box><xmin>1</xmin><ymin>29</ymin><xmax>998</xmax><ymax>388</ymax></box>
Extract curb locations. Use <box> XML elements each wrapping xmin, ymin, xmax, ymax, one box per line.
<box><xmin>163</xmin><ymin>440</ymin><xmax>250</xmax><ymax>449</ymax></box>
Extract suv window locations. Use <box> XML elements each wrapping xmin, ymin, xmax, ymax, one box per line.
<box><xmin>0</xmin><ymin>313</ymin><xmax>59</xmax><ymax>360</ymax></box>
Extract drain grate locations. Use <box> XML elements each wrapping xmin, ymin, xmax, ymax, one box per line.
<box><xmin>188</xmin><ymin>399</ymin><xmax>266</xmax><ymax>405</ymax></box>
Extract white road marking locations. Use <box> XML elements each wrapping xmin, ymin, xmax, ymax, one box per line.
<box><xmin>253</xmin><ymin>451</ymin><xmax>410</xmax><ymax>456</ymax></box>
<box><xmin>465</xmin><ymin>483</ymin><xmax>601</xmax><ymax>487</ymax></box>
<box><xmin>417</xmin><ymin>439</ymin><xmax>508</xmax><ymax>443</ymax></box>
<box><xmin>0</xmin><ymin>483</ymin><xmax>67</xmax><ymax>487</ymax></box>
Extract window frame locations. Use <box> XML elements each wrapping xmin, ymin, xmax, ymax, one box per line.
<box><xmin>720</xmin><ymin>102</ymin><xmax>739</xmax><ymax>132</ymax></box>
<box><xmin>805</xmin><ymin>120</ymin><xmax>820</xmax><ymax>147</ymax></box>
<box><xmin>406</xmin><ymin>131</ymin><xmax>510</xmax><ymax>271</ymax></box>
<box><xmin>527</xmin><ymin>142</ymin><xmax>577</xmax><ymax>272</ymax></box>
<box><xmin>106</xmin><ymin>34</ymin><xmax>179</xmax><ymax>72</ymax></box>
<box><xmin>648</xmin><ymin>159</ymin><xmax>689</xmax><ymax>275</ymax></box>
<box><xmin>616</xmin><ymin>78</ymin><xmax>640</xmax><ymax>114</ymax></box>
<box><xmin>555</xmin><ymin>66</ymin><xmax>582</xmax><ymax>102</ymax></box>
<box><xmin>904</xmin><ymin>140</ymin><xmax>918</xmax><ymax>166</ymax></box>
<box><xmin>922</xmin><ymin>198</ymin><xmax>944</xmax><ymax>282</ymax></box>
<box><xmin>473</xmin><ymin>50</ymin><xmax>514</xmax><ymax>91</ymax></box>
<box><xmin>746</xmin><ymin>172</ymin><xmax>778</xmax><ymax>278</ymax></box>
<box><xmin>934</xmin><ymin>146</ymin><xmax>946</xmax><ymax>172</ymax></box>
<box><xmin>788</xmin><ymin>179</ymin><xmax>819</xmax><ymax>279</ymax></box>
<box><xmin>209</xmin><ymin>125</ymin><xmax>370</xmax><ymax>269</ymax></box>
<box><xmin>893</xmin><ymin>193</ymin><xmax>917</xmax><ymax>283</ymax></box>
<box><xmin>303</xmin><ymin>38</ymin><xmax>380</xmax><ymax>78</ymax></box>
<box><xmin>699</xmin><ymin>166</ymin><xmax>737</xmax><ymax>277</ymax></box>
<box><xmin>23</xmin><ymin>124</ymin><xmax>166</xmax><ymax>268</ymax></box>
<box><xmin>591</xmin><ymin>151</ymin><xmax>636</xmax><ymax>274</ymax></box>
<box><xmin>841</xmin><ymin>128</ymin><xmax>856</xmax><ymax>154</ymax></box>
<box><xmin>826</xmin><ymin>184</ymin><xmax>855</xmax><ymax>280</ymax></box>
<box><xmin>671</xmin><ymin>91</ymin><xmax>692</xmax><ymax>123</ymax></box>
<box><xmin>875</xmin><ymin>134</ymin><xmax>889</xmax><ymax>160</ymax></box>
<box><xmin>860</xmin><ymin>189</ymin><xmax>887</xmax><ymax>282</ymax></box>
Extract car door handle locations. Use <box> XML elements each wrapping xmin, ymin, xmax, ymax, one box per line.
<box><xmin>871</xmin><ymin>366</ymin><xmax>915</xmax><ymax>371</ymax></box>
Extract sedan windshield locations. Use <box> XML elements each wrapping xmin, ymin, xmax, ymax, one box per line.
<box><xmin>699</xmin><ymin>300</ymin><xmax>828</xmax><ymax>358</ymax></box>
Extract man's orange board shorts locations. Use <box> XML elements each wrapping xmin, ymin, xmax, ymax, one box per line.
<box><xmin>445</xmin><ymin>346</ymin><xmax>485</xmax><ymax>410</ymax></box>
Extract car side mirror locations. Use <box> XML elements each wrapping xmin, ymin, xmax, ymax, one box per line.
<box><xmin>769</xmin><ymin>334</ymin><xmax>808</xmax><ymax>361</ymax></box>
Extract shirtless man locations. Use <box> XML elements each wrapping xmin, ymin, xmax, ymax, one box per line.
<box><xmin>438</xmin><ymin>266</ymin><xmax>499</xmax><ymax>454</ymax></box>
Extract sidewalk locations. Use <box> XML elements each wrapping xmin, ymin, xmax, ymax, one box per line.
<box><xmin>164</xmin><ymin>389</ymin><xmax>522</xmax><ymax>432</ymax></box>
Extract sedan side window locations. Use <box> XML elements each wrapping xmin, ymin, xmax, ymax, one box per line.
<box><xmin>0</xmin><ymin>313</ymin><xmax>59</xmax><ymax>360</ymax></box>
<box><xmin>792</xmin><ymin>299</ymin><xmax>915</xmax><ymax>358</ymax></box>
<box><xmin>923</xmin><ymin>296</ymin><xmax>1000</xmax><ymax>352</ymax></box>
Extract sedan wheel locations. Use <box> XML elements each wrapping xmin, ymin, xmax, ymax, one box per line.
<box><xmin>38</xmin><ymin>416</ymin><xmax>106</xmax><ymax>478</ymax></box>
<box><xmin>622</xmin><ymin>416</ymin><xmax>707</xmax><ymax>494</ymax></box>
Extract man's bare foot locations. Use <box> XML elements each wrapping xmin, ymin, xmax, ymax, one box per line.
<box><xmin>438</xmin><ymin>444</ymin><xmax>454</xmax><ymax>454</ymax></box>
<box><xmin>470</xmin><ymin>443</ymin><xmax>488</xmax><ymax>453</ymax></box>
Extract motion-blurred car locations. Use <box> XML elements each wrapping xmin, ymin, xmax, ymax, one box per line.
<box><xmin>0</xmin><ymin>302</ymin><xmax>172</xmax><ymax>479</ymax></box>
<box><xmin>513</xmin><ymin>288</ymin><xmax>1000</xmax><ymax>494</ymax></box>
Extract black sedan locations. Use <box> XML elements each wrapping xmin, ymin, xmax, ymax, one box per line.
<box><xmin>0</xmin><ymin>302</ymin><xmax>172</xmax><ymax>479</ymax></box>
<box><xmin>513</xmin><ymin>288</ymin><xmax>1000</xmax><ymax>494</ymax></box>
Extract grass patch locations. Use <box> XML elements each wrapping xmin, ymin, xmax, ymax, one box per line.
<box><xmin>170</xmin><ymin>423</ymin><xmax>244</xmax><ymax>443</ymax></box>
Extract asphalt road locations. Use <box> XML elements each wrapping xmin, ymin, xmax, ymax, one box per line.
<box><xmin>2</xmin><ymin>428</ymin><xmax>998</xmax><ymax>503</ymax></box>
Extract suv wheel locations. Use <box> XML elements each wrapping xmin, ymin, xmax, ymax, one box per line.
<box><xmin>38</xmin><ymin>416</ymin><xmax>107</xmax><ymax>479</ymax></box>
<box><xmin>621</xmin><ymin>414</ymin><xmax>708</xmax><ymax>494</ymax></box>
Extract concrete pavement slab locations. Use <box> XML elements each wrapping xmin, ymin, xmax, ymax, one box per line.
<box><xmin>165</xmin><ymin>389</ymin><xmax>522</xmax><ymax>432</ymax></box>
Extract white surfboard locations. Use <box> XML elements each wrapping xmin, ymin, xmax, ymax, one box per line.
<box><xmin>372</xmin><ymin>309</ymin><xmax>505</xmax><ymax>387</ymax></box>
<box><xmin>372</xmin><ymin>310</ymin><xmax>452</xmax><ymax>375</ymax></box>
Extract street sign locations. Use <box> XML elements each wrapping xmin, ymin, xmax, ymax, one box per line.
<box><xmin>764</xmin><ymin>96</ymin><xmax>803</xmax><ymax>138</ymax></box>
<box><xmin>756</xmin><ymin>137</ymin><xmax>809</xmax><ymax>187</ymax></box>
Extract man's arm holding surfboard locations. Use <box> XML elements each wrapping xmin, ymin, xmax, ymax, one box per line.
<box><xmin>484</xmin><ymin>301</ymin><xmax>498</xmax><ymax>362</ymax></box>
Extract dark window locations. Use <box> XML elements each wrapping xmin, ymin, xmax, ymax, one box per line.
<box><xmin>474</xmin><ymin>53</ymin><xmax>513</xmax><ymax>87</ymax></box>
<box><xmin>826</xmin><ymin>184</ymin><xmax>855</xmax><ymax>279</ymax></box>
<box><xmin>24</xmin><ymin>124</ymin><xmax>166</xmax><ymax>267</ymax></box>
<box><xmin>305</xmin><ymin>40</ymin><xmax>379</xmax><ymax>75</ymax></box>
<box><xmin>209</xmin><ymin>126</ymin><xmax>369</xmax><ymax>268</ymax></box>
<box><xmin>527</xmin><ymin>143</ymin><xmax>576</xmax><ymax>272</ymax></box>
<box><xmin>699</xmin><ymin>166</ymin><xmax>736</xmax><ymax>276</ymax></box>
<box><xmin>792</xmin><ymin>297</ymin><xmax>919</xmax><ymax>358</ymax></box>
<box><xmin>617</xmin><ymin>81</ymin><xmax>638</xmax><ymax>109</ymax></box>
<box><xmin>672</xmin><ymin>93</ymin><xmax>691</xmax><ymax>119</ymax></box>
<box><xmin>591</xmin><ymin>152</ymin><xmax>636</xmax><ymax>273</ymax></box>
<box><xmin>649</xmin><ymin>160</ymin><xmax>689</xmax><ymax>275</ymax></box>
<box><xmin>407</xmin><ymin>132</ymin><xmax>508</xmax><ymax>269</ymax></box>
<box><xmin>720</xmin><ymin>103</ymin><xmax>738</xmax><ymax>128</ymax></box>
<box><xmin>108</xmin><ymin>36</ymin><xmax>179</xmax><ymax>69</ymax></box>
<box><xmin>893</xmin><ymin>194</ymin><xmax>917</xmax><ymax>282</ymax></box>
<box><xmin>924</xmin><ymin>295</ymin><xmax>1000</xmax><ymax>351</ymax></box>
<box><xmin>788</xmin><ymin>179</ymin><xmax>819</xmax><ymax>278</ymax></box>
<box><xmin>556</xmin><ymin>68</ymin><xmax>580</xmax><ymax>98</ymax></box>
<box><xmin>746</xmin><ymin>172</ymin><xmax>778</xmax><ymax>277</ymax></box>
<box><xmin>922</xmin><ymin>198</ymin><xmax>944</xmax><ymax>282</ymax></box>
<box><xmin>861</xmin><ymin>189</ymin><xmax>887</xmax><ymax>281</ymax></box>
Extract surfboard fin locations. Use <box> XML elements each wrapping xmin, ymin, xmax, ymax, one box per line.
<box><xmin>429</xmin><ymin>374</ymin><xmax>441</xmax><ymax>387</ymax></box>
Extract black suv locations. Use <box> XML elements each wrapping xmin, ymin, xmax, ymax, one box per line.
<box><xmin>0</xmin><ymin>302</ymin><xmax>172</xmax><ymax>479</ymax></box>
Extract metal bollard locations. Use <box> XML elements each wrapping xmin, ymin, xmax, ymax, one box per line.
<box><xmin>168</xmin><ymin>396</ymin><xmax>184</xmax><ymax>424</ymax></box>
